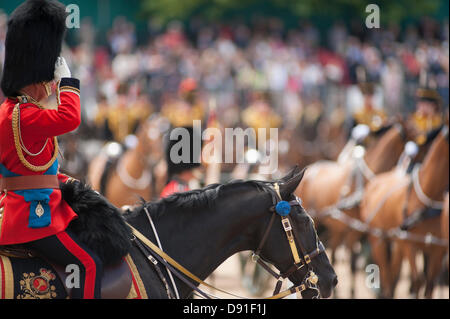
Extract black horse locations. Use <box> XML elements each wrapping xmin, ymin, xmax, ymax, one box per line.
<box><xmin>0</xmin><ymin>167</ymin><xmax>337</xmax><ymax>299</ymax></box>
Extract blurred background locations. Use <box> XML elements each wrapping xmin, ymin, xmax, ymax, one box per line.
<box><xmin>0</xmin><ymin>0</ymin><xmax>448</xmax><ymax>299</ymax></box>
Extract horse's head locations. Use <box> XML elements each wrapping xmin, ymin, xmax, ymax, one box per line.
<box><xmin>256</xmin><ymin>166</ymin><xmax>337</xmax><ymax>298</ymax></box>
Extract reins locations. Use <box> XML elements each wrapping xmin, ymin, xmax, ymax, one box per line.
<box><xmin>128</xmin><ymin>182</ymin><xmax>326</xmax><ymax>299</ymax></box>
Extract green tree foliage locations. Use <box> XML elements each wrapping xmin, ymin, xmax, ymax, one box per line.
<box><xmin>141</xmin><ymin>0</ymin><xmax>442</xmax><ymax>26</ymax></box>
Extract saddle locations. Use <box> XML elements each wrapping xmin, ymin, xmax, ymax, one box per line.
<box><xmin>0</xmin><ymin>245</ymin><xmax>132</xmax><ymax>299</ymax></box>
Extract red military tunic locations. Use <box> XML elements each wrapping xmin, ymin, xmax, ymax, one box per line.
<box><xmin>160</xmin><ymin>179</ymin><xmax>190</xmax><ymax>198</ymax></box>
<box><xmin>0</xmin><ymin>78</ymin><xmax>81</xmax><ymax>245</ymax></box>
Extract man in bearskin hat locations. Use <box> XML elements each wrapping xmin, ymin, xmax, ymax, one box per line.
<box><xmin>160</xmin><ymin>126</ymin><xmax>202</xmax><ymax>198</ymax></box>
<box><xmin>0</xmin><ymin>0</ymin><xmax>102</xmax><ymax>298</ymax></box>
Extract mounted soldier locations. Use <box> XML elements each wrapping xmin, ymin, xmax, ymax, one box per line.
<box><xmin>408</xmin><ymin>79</ymin><xmax>444</xmax><ymax>147</ymax></box>
<box><xmin>350</xmin><ymin>66</ymin><xmax>387</xmax><ymax>134</ymax></box>
<box><xmin>161</xmin><ymin>78</ymin><xmax>205</xmax><ymax>129</ymax></box>
<box><xmin>0</xmin><ymin>0</ymin><xmax>103</xmax><ymax>298</ymax></box>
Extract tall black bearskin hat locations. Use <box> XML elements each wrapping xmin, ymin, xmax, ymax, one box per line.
<box><xmin>1</xmin><ymin>0</ymin><xmax>67</xmax><ymax>97</ymax></box>
<box><xmin>164</xmin><ymin>126</ymin><xmax>202</xmax><ymax>178</ymax></box>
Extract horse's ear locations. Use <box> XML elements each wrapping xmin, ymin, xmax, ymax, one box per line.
<box><xmin>279</xmin><ymin>166</ymin><xmax>302</xmax><ymax>183</ymax></box>
<box><xmin>279</xmin><ymin>167</ymin><xmax>306</xmax><ymax>199</ymax></box>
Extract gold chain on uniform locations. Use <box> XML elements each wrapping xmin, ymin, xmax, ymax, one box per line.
<box><xmin>11</xmin><ymin>99</ymin><xmax>59</xmax><ymax>172</ymax></box>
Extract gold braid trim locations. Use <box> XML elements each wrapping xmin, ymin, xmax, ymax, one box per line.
<box><xmin>12</xmin><ymin>103</ymin><xmax>59</xmax><ymax>172</ymax></box>
<box><xmin>0</xmin><ymin>255</ymin><xmax>14</xmax><ymax>299</ymax></box>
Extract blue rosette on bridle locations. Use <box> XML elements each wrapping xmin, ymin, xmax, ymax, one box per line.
<box><xmin>275</xmin><ymin>201</ymin><xmax>291</xmax><ymax>216</ymax></box>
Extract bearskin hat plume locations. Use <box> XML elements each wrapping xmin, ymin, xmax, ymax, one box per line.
<box><xmin>1</xmin><ymin>0</ymin><xmax>67</xmax><ymax>97</ymax></box>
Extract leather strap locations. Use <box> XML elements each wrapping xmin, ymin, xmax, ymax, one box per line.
<box><xmin>281</xmin><ymin>216</ymin><xmax>302</xmax><ymax>264</ymax></box>
<box><xmin>254</xmin><ymin>212</ymin><xmax>277</xmax><ymax>257</ymax></box>
<box><xmin>0</xmin><ymin>175</ymin><xmax>60</xmax><ymax>191</ymax></box>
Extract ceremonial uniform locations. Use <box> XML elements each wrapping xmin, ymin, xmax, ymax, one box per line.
<box><xmin>241</xmin><ymin>100</ymin><xmax>282</xmax><ymax>141</ymax></box>
<box><xmin>350</xmin><ymin>68</ymin><xmax>387</xmax><ymax>133</ymax></box>
<box><xmin>160</xmin><ymin>178</ymin><xmax>190</xmax><ymax>198</ymax></box>
<box><xmin>0</xmin><ymin>0</ymin><xmax>102</xmax><ymax>299</ymax></box>
<box><xmin>409</xmin><ymin>113</ymin><xmax>443</xmax><ymax>145</ymax></box>
<box><xmin>352</xmin><ymin>106</ymin><xmax>387</xmax><ymax>132</ymax></box>
<box><xmin>0</xmin><ymin>79</ymin><xmax>80</xmax><ymax>245</ymax></box>
<box><xmin>408</xmin><ymin>87</ymin><xmax>443</xmax><ymax>146</ymax></box>
<box><xmin>161</xmin><ymin>78</ymin><xmax>205</xmax><ymax>128</ymax></box>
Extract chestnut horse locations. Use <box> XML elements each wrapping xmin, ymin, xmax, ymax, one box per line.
<box><xmin>360</xmin><ymin>126</ymin><xmax>449</xmax><ymax>298</ymax></box>
<box><xmin>87</xmin><ymin>115</ymin><xmax>168</xmax><ymax>207</ymax></box>
<box><xmin>296</xmin><ymin>124</ymin><xmax>406</xmax><ymax>296</ymax></box>
<box><xmin>442</xmin><ymin>192</ymin><xmax>449</xmax><ymax>272</ymax></box>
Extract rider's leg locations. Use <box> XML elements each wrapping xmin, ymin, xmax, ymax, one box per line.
<box><xmin>24</xmin><ymin>229</ymin><xmax>103</xmax><ymax>299</ymax></box>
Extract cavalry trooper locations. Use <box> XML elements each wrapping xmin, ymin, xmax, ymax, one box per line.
<box><xmin>351</xmin><ymin>81</ymin><xmax>387</xmax><ymax>133</ymax></box>
<box><xmin>348</xmin><ymin>66</ymin><xmax>387</xmax><ymax>136</ymax></box>
<box><xmin>160</xmin><ymin>126</ymin><xmax>202</xmax><ymax>198</ymax></box>
<box><xmin>107</xmin><ymin>83</ymin><xmax>133</xmax><ymax>143</ymax></box>
<box><xmin>0</xmin><ymin>0</ymin><xmax>102</xmax><ymax>299</ymax></box>
<box><xmin>241</xmin><ymin>90</ymin><xmax>282</xmax><ymax>142</ymax></box>
<box><xmin>161</xmin><ymin>78</ymin><xmax>205</xmax><ymax>128</ymax></box>
<box><xmin>408</xmin><ymin>85</ymin><xmax>444</xmax><ymax>146</ymax></box>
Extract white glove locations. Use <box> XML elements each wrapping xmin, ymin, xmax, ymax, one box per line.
<box><xmin>351</xmin><ymin>124</ymin><xmax>370</xmax><ymax>143</ymax></box>
<box><xmin>54</xmin><ymin>57</ymin><xmax>71</xmax><ymax>82</ymax></box>
<box><xmin>404</xmin><ymin>141</ymin><xmax>419</xmax><ymax>158</ymax></box>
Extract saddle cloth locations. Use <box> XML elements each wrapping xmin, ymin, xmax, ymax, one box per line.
<box><xmin>0</xmin><ymin>253</ymin><xmax>147</xmax><ymax>299</ymax></box>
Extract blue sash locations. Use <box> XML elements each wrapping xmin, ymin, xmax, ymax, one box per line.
<box><xmin>0</xmin><ymin>161</ymin><xmax>58</xmax><ymax>228</ymax></box>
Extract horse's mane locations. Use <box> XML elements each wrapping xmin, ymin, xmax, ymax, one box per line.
<box><xmin>125</xmin><ymin>179</ymin><xmax>269</xmax><ymax>219</ymax></box>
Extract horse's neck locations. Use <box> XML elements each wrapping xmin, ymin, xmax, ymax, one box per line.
<box><xmin>124</xmin><ymin>144</ymin><xmax>147</xmax><ymax>178</ymax></box>
<box><xmin>365</xmin><ymin>129</ymin><xmax>402</xmax><ymax>174</ymax></box>
<box><xmin>417</xmin><ymin>136</ymin><xmax>449</xmax><ymax>200</ymax></box>
<box><xmin>149</xmin><ymin>189</ymin><xmax>267</xmax><ymax>297</ymax></box>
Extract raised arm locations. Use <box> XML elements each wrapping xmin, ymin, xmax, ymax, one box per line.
<box><xmin>18</xmin><ymin>78</ymin><xmax>81</xmax><ymax>138</ymax></box>
<box><xmin>18</xmin><ymin>57</ymin><xmax>81</xmax><ymax>138</ymax></box>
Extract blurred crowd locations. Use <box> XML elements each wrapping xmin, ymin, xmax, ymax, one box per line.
<box><xmin>0</xmin><ymin>12</ymin><xmax>449</xmax><ymax>174</ymax></box>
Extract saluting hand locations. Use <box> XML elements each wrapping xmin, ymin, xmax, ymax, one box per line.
<box><xmin>54</xmin><ymin>56</ymin><xmax>71</xmax><ymax>82</ymax></box>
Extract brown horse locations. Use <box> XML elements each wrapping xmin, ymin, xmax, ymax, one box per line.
<box><xmin>87</xmin><ymin>115</ymin><xmax>168</xmax><ymax>207</ymax></box>
<box><xmin>360</xmin><ymin>126</ymin><xmax>449</xmax><ymax>298</ymax></box>
<box><xmin>442</xmin><ymin>192</ymin><xmax>449</xmax><ymax>272</ymax></box>
<box><xmin>296</xmin><ymin>124</ymin><xmax>406</xmax><ymax>296</ymax></box>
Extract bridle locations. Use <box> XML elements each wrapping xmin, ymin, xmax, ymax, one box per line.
<box><xmin>128</xmin><ymin>182</ymin><xmax>326</xmax><ymax>299</ymax></box>
<box><xmin>252</xmin><ymin>182</ymin><xmax>326</xmax><ymax>299</ymax></box>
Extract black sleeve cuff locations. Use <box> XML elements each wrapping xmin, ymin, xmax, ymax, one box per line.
<box><xmin>59</xmin><ymin>78</ymin><xmax>80</xmax><ymax>90</ymax></box>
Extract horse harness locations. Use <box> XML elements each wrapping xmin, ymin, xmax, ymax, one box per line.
<box><xmin>129</xmin><ymin>182</ymin><xmax>326</xmax><ymax>299</ymax></box>
<box><xmin>251</xmin><ymin>183</ymin><xmax>326</xmax><ymax>298</ymax></box>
